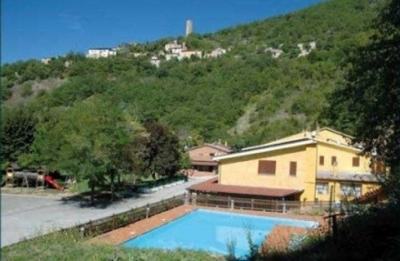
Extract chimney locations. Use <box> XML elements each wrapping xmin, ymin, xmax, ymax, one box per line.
<box><xmin>316</xmin><ymin>122</ymin><xmax>320</xmax><ymax>134</ymax></box>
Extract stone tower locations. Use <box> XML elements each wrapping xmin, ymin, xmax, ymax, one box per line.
<box><xmin>185</xmin><ymin>20</ymin><xmax>193</xmax><ymax>36</ymax></box>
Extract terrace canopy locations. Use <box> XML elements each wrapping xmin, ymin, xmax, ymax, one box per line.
<box><xmin>188</xmin><ymin>178</ymin><xmax>302</xmax><ymax>200</ymax></box>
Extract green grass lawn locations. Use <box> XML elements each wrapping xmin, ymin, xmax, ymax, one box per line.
<box><xmin>2</xmin><ymin>230</ymin><xmax>223</xmax><ymax>261</ymax></box>
<box><xmin>68</xmin><ymin>179</ymin><xmax>90</xmax><ymax>193</ymax></box>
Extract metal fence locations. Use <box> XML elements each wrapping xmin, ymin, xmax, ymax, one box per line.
<box><xmin>189</xmin><ymin>193</ymin><xmax>343</xmax><ymax>214</ymax></box>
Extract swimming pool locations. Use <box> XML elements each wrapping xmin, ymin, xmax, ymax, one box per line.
<box><xmin>123</xmin><ymin>209</ymin><xmax>317</xmax><ymax>258</ymax></box>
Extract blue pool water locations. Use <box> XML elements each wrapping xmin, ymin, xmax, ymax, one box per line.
<box><xmin>123</xmin><ymin>209</ymin><xmax>317</xmax><ymax>258</ymax></box>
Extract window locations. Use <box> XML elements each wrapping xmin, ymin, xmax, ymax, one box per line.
<box><xmin>209</xmin><ymin>153</ymin><xmax>215</xmax><ymax>157</ymax></box>
<box><xmin>316</xmin><ymin>182</ymin><xmax>329</xmax><ymax>195</ymax></box>
<box><xmin>319</xmin><ymin>156</ymin><xmax>324</xmax><ymax>166</ymax></box>
<box><xmin>352</xmin><ymin>157</ymin><xmax>360</xmax><ymax>167</ymax></box>
<box><xmin>258</xmin><ymin>160</ymin><xmax>276</xmax><ymax>175</ymax></box>
<box><xmin>289</xmin><ymin>161</ymin><xmax>297</xmax><ymax>176</ymax></box>
<box><xmin>331</xmin><ymin>156</ymin><xmax>337</xmax><ymax>166</ymax></box>
<box><xmin>340</xmin><ymin>183</ymin><xmax>361</xmax><ymax>197</ymax></box>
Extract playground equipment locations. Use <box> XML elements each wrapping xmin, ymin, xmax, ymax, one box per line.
<box><xmin>44</xmin><ymin>175</ymin><xmax>64</xmax><ymax>190</ymax></box>
<box><xmin>4</xmin><ymin>167</ymin><xmax>64</xmax><ymax>191</ymax></box>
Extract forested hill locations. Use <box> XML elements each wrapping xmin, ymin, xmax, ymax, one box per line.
<box><xmin>1</xmin><ymin>0</ymin><xmax>383</xmax><ymax>147</ymax></box>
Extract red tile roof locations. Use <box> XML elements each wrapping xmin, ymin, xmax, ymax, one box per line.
<box><xmin>188</xmin><ymin>178</ymin><xmax>302</xmax><ymax>198</ymax></box>
<box><xmin>188</xmin><ymin>143</ymin><xmax>231</xmax><ymax>153</ymax></box>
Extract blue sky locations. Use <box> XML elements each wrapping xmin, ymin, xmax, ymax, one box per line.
<box><xmin>1</xmin><ymin>0</ymin><xmax>321</xmax><ymax>63</ymax></box>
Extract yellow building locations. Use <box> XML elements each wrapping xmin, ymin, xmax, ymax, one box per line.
<box><xmin>190</xmin><ymin>128</ymin><xmax>382</xmax><ymax>202</ymax></box>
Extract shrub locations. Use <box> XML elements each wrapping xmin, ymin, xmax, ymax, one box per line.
<box><xmin>21</xmin><ymin>83</ymin><xmax>33</xmax><ymax>97</ymax></box>
<box><xmin>261</xmin><ymin>203</ymin><xmax>400</xmax><ymax>260</ymax></box>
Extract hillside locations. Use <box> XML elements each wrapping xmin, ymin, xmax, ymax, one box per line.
<box><xmin>1</xmin><ymin>0</ymin><xmax>383</xmax><ymax>149</ymax></box>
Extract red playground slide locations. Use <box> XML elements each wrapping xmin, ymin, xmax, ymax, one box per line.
<box><xmin>44</xmin><ymin>175</ymin><xmax>64</xmax><ymax>191</ymax></box>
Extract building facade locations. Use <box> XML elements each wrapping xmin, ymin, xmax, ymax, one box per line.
<box><xmin>205</xmin><ymin>48</ymin><xmax>227</xmax><ymax>58</ymax></box>
<box><xmin>164</xmin><ymin>40</ymin><xmax>185</xmax><ymax>54</ymax></box>
<box><xmin>150</xmin><ymin>56</ymin><xmax>160</xmax><ymax>67</ymax></box>
<box><xmin>86</xmin><ymin>48</ymin><xmax>117</xmax><ymax>58</ymax></box>
<box><xmin>190</xmin><ymin>128</ymin><xmax>382</xmax><ymax>202</ymax></box>
<box><xmin>188</xmin><ymin>144</ymin><xmax>231</xmax><ymax>176</ymax></box>
<box><xmin>178</xmin><ymin>50</ymin><xmax>202</xmax><ymax>60</ymax></box>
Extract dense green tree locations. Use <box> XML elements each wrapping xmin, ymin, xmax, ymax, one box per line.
<box><xmin>1</xmin><ymin>87</ymin><xmax>12</xmax><ymax>101</ymax></box>
<box><xmin>179</xmin><ymin>152</ymin><xmax>191</xmax><ymax>172</ymax></box>
<box><xmin>28</xmin><ymin>96</ymin><xmax>144</xmax><ymax>203</ymax></box>
<box><xmin>0</xmin><ymin>106</ymin><xmax>37</xmax><ymax>163</ymax></box>
<box><xmin>20</xmin><ymin>83</ymin><xmax>33</xmax><ymax>97</ymax></box>
<box><xmin>325</xmin><ymin>0</ymin><xmax>400</xmax><ymax>200</ymax></box>
<box><xmin>140</xmin><ymin>120</ymin><xmax>181</xmax><ymax>179</ymax></box>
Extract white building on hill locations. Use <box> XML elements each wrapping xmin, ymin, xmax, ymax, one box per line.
<box><xmin>297</xmin><ymin>41</ymin><xmax>317</xmax><ymax>57</ymax></box>
<box><xmin>86</xmin><ymin>48</ymin><xmax>117</xmax><ymax>58</ymax></box>
<box><xmin>179</xmin><ymin>50</ymin><xmax>202</xmax><ymax>60</ymax></box>
<box><xmin>133</xmin><ymin>52</ymin><xmax>146</xmax><ymax>57</ymax></box>
<box><xmin>205</xmin><ymin>47</ymin><xmax>227</xmax><ymax>58</ymax></box>
<box><xmin>265</xmin><ymin>47</ymin><xmax>283</xmax><ymax>58</ymax></box>
<box><xmin>164</xmin><ymin>40</ymin><xmax>186</xmax><ymax>54</ymax></box>
<box><xmin>41</xmin><ymin>58</ymin><xmax>51</xmax><ymax>64</ymax></box>
<box><xmin>165</xmin><ymin>53</ymin><xmax>178</xmax><ymax>61</ymax></box>
<box><xmin>164</xmin><ymin>40</ymin><xmax>202</xmax><ymax>61</ymax></box>
<box><xmin>150</xmin><ymin>56</ymin><xmax>161</xmax><ymax>67</ymax></box>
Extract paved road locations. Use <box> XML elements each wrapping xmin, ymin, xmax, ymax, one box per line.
<box><xmin>1</xmin><ymin>176</ymin><xmax>210</xmax><ymax>247</ymax></box>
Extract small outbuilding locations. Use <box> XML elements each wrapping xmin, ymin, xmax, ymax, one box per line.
<box><xmin>187</xmin><ymin>143</ymin><xmax>231</xmax><ymax>176</ymax></box>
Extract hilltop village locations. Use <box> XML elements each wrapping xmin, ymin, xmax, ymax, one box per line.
<box><xmin>39</xmin><ymin>20</ymin><xmax>319</xmax><ymax>69</ymax></box>
<box><xmin>83</xmin><ymin>20</ymin><xmax>317</xmax><ymax>67</ymax></box>
<box><xmin>84</xmin><ymin>20</ymin><xmax>228</xmax><ymax>67</ymax></box>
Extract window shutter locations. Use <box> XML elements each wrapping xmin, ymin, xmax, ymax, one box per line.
<box><xmin>319</xmin><ymin>156</ymin><xmax>324</xmax><ymax>165</ymax></box>
<box><xmin>352</xmin><ymin>157</ymin><xmax>360</xmax><ymax>167</ymax></box>
<box><xmin>331</xmin><ymin>156</ymin><xmax>337</xmax><ymax>166</ymax></box>
<box><xmin>290</xmin><ymin>161</ymin><xmax>297</xmax><ymax>176</ymax></box>
<box><xmin>258</xmin><ymin>160</ymin><xmax>276</xmax><ymax>175</ymax></box>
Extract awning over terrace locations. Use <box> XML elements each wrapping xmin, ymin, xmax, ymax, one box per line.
<box><xmin>191</xmin><ymin>160</ymin><xmax>218</xmax><ymax>166</ymax></box>
<box><xmin>188</xmin><ymin>178</ymin><xmax>302</xmax><ymax>198</ymax></box>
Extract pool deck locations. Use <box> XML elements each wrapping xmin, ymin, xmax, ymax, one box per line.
<box><xmin>89</xmin><ymin>205</ymin><xmax>194</xmax><ymax>245</ymax></box>
<box><xmin>89</xmin><ymin>205</ymin><xmax>324</xmax><ymax>247</ymax></box>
